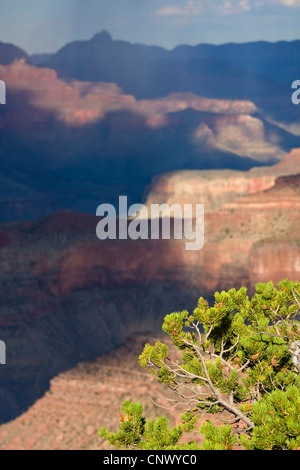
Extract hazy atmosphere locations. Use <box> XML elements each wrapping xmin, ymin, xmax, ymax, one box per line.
<box><xmin>0</xmin><ymin>0</ymin><xmax>300</xmax><ymax>455</ymax></box>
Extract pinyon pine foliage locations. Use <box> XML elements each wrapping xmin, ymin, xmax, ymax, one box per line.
<box><xmin>99</xmin><ymin>279</ymin><xmax>300</xmax><ymax>450</ymax></box>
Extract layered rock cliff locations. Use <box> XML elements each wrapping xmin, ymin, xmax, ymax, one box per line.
<box><xmin>144</xmin><ymin>148</ymin><xmax>300</xmax><ymax>212</ymax></box>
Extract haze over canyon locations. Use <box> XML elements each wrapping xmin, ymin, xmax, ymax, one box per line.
<box><xmin>0</xmin><ymin>31</ymin><xmax>299</xmax><ymax>448</ymax></box>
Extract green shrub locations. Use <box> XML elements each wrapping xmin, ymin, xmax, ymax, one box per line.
<box><xmin>99</xmin><ymin>279</ymin><xmax>300</xmax><ymax>450</ymax></box>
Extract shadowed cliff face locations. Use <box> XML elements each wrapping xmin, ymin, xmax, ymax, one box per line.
<box><xmin>0</xmin><ymin>152</ymin><xmax>299</xmax><ymax>423</ymax></box>
<box><xmin>1</xmin><ymin>60</ymin><xmax>298</xmax><ymax>222</ymax></box>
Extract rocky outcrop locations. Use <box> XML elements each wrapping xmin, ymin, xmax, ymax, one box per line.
<box><xmin>0</xmin><ymin>61</ymin><xmax>261</xmax><ymax>129</ymax></box>
<box><xmin>194</xmin><ymin>114</ymin><xmax>282</xmax><ymax>163</ymax></box>
<box><xmin>0</xmin><ymin>60</ymin><xmax>136</xmax><ymax>129</ymax></box>
<box><xmin>144</xmin><ymin>148</ymin><xmax>300</xmax><ymax>212</ymax></box>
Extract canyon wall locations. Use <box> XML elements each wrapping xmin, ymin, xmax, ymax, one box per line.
<box><xmin>0</xmin><ymin>60</ymin><xmax>294</xmax><ymax>223</ymax></box>
<box><xmin>0</xmin><ymin>149</ymin><xmax>299</xmax><ymax>423</ymax></box>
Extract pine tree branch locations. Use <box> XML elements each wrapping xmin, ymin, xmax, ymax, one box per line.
<box><xmin>179</xmin><ymin>335</ymin><xmax>255</xmax><ymax>429</ymax></box>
